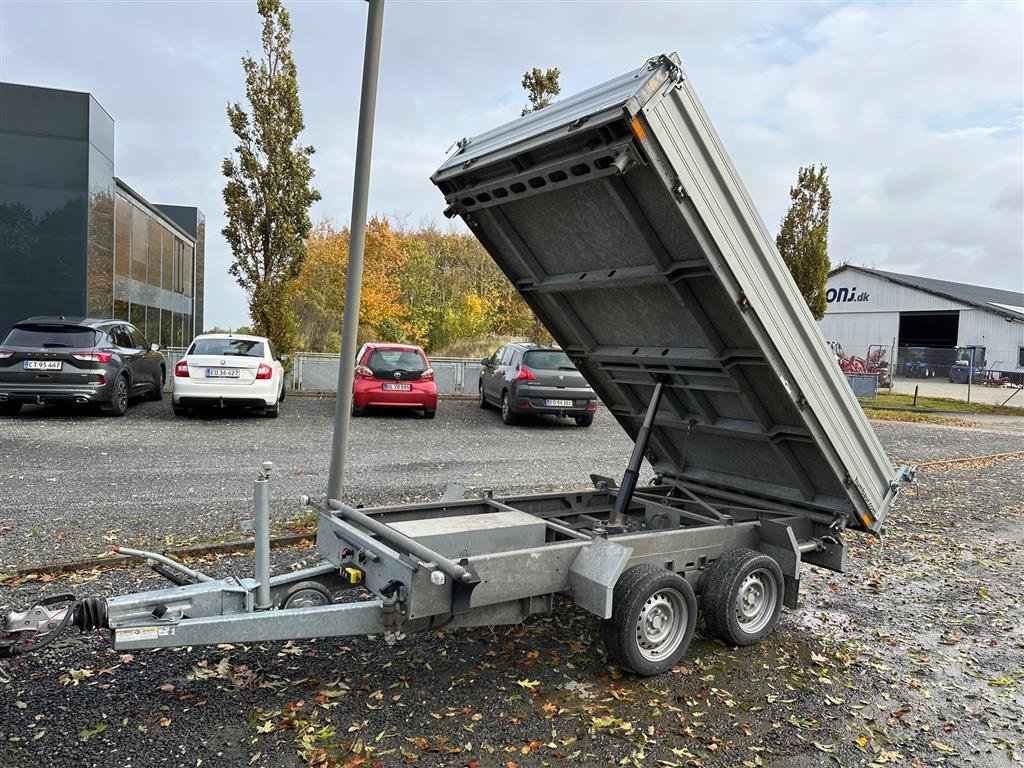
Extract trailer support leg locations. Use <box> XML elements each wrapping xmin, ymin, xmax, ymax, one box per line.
<box><xmin>254</xmin><ymin>462</ymin><xmax>273</xmax><ymax>611</ymax></box>
<box><xmin>608</xmin><ymin>378</ymin><xmax>666</xmax><ymax>528</ymax></box>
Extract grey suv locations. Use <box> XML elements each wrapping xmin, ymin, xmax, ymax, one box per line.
<box><xmin>479</xmin><ymin>343</ymin><xmax>597</xmax><ymax>427</ymax></box>
<box><xmin>0</xmin><ymin>316</ymin><xmax>165</xmax><ymax>416</ymax></box>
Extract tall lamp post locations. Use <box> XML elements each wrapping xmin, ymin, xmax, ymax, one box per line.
<box><xmin>327</xmin><ymin>0</ymin><xmax>385</xmax><ymax>503</ymax></box>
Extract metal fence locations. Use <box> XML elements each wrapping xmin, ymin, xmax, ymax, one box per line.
<box><xmin>162</xmin><ymin>348</ymin><xmax>480</xmax><ymax>396</ymax></box>
<box><xmin>827</xmin><ymin>341</ymin><xmax>1023</xmax><ymax>406</ymax></box>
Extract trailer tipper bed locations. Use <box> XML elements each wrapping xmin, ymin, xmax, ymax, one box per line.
<box><xmin>1</xmin><ymin>54</ymin><xmax>911</xmax><ymax>676</ymax></box>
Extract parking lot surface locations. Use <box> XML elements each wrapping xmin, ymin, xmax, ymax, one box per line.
<box><xmin>0</xmin><ymin>398</ymin><xmax>644</xmax><ymax>571</ymax></box>
<box><xmin>1</xmin><ymin>399</ymin><xmax>1022</xmax><ymax>767</ymax></box>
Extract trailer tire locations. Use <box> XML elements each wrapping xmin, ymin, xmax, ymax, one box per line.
<box><xmin>602</xmin><ymin>564</ymin><xmax>696</xmax><ymax>676</ymax></box>
<box><xmin>280</xmin><ymin>581</ymin><xmax>333</xmax><ymax>610</ymax></box>
<box><xmin>701</xmin><ymin>548</ymin><xmax>783</xmax><ymax>646</ymax></box>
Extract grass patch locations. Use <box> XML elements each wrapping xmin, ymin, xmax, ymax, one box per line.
<box><xmin>861</xmin><ymin>392</ymin><xmax>1024</xmax><ymax>415</ymax></box>
<box><xmin>864</xmin><ymin>408</ymin><xmax>976</xmax><ymax>426</ymax></box>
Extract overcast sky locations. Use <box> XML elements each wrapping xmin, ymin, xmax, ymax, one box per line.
<box><xmin>2</xmin><ymin>1</ymin><xmax>1021</xmax><ymax>329</ymax></box>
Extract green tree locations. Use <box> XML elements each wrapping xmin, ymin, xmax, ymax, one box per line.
<box><xmin>222</xmin><ymin>0</ymin><xmax>320</xmax><ymax>360</ymax></box>
<box><xmin>521</xmin><ymin>67</ymin><xmax>561</xmax><ymax>116</ymax></box>
<box><xmin>776</xmin><ymin>164</ymin><xmax>831</xmax><ymax>320</ymax></box>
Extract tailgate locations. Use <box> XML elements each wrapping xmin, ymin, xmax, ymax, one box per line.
<box><xmin>432</xmin><ymin>54</ymin><xmax>899</xmax><ymax>533</ymax></box>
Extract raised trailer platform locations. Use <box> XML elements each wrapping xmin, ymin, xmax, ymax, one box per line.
<box><xmin>1</xmin><ymin>54</ymin><xmax>911</xmax><ymax>676</ymax></box>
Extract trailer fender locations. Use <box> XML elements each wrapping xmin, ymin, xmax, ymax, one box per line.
<box><xmin>757</xmin><ymin>520</ymin><xmax>803</xmax><ymax>610</ymax></box>
<box><xmin>570</xmin><ymin>538</ymin><xmax>633</xmax><ymax>619</ymax></box>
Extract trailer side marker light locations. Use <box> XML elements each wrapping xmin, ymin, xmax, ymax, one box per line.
<box><xmin>344</xmin><ymin>567</ymin><xmax>363</xmax><ymax>585</ymax></box>
<box><xmin>630</xmin><ymin>117</ymin><xmax>647</xmax><ymax>141</ymax></box>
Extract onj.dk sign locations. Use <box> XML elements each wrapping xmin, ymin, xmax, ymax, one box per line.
<box><xmin>826</xmin><ymin>287</ymin><xmax>870</xmax><ymax>303</ymax></box>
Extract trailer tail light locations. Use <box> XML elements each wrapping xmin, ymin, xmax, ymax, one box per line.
<box><xmin>174</xmin><ymin>359</ymin><xmax>190</xmax><ymax>378</ymax></box>
<box><xmin>421</xmin><ymin>368</ymin><xmax>434</xmax><ymax>381</ymax></box>
<box><xmin>256</xmin><ymin>362</ymin><xmax>273</xmax><ymax>380</ymax></box>
<box><xmin>355</xmin><ymin>365</ymin><xmax>375</xmax><ymax>380</ymax></box>
<box><xmin>71</xmin><ymin>352</ymin><xmax>112</xmax><ymax>363</ymax></box>
<box><xmin>0</xmin><ymin>350</ymin><xmax>12</xmax><ymax>359</ymax></box>
<box><xmin>515</xmin><ymin>365</ymin><xmax>537</xmax><ymax>382</ymax></box>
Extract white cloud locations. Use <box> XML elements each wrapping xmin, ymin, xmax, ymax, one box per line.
<box><xmin>2</xmin><ymin>0</ymin><xmax>1021</xmax><ymax>325</ymax></box>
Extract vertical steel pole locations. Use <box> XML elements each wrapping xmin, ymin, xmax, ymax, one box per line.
<box><xmin>327</xmin><ymin>0</ymin><xmax>385</xmax><ymax>502</ymax></box>
<box><xmin>254</xmin><ymin>462</ymin><xmax>273</xmax><ymax>610</ymax></box>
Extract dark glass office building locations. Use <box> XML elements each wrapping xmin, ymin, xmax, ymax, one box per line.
<box><xmin>0</xmin><ymin>82</ymin><xmax>204</xmax><ymax>345</ymax></box>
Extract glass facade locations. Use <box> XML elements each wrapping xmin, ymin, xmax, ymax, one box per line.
<box><xmin>112</xmin><ymin>183</ymin><xmax>200</xmax><ymax>348</ymax></box>
<box><xmin>0</xmin><ymin>83</ymin><xmax>203</xmax><ymax>343</ymax></box>
<box><xmin>0</xmin><ymin>84</ymin><xmax>90</xmax><ymax>332</ymax></box>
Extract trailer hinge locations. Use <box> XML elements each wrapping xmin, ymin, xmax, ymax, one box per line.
<box><xmin>672</xmin><ymin>182</ymin><xmax>687</xmax><ymax>202</ymax></box>
<box><xmin>646</xmin><ymin>53</ymin><xmax>684</xmax><ymax>85</ymax></box>
<box><xmin>737</xmin><ymin>293</ymin><xmax>751</xmax><ymax>312</ymax></box>
<box><xmin>445</xmin><ymin>136</ymin><xmax>471</xmax><ymax>155</ymax></box>
<box><xmin>567</xmin><ymin>115</ymin><xmax>591</xmax><ymax>131</ymax></box>
<box><xmin>797</xmin><ymin>392</ymin><xmax>808</xmax><ymax>409</ymax></box>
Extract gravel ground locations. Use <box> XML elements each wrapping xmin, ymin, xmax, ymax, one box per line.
<box><xmin>1</xmin><ymin>401</ymin><xmax>1022</xmax><ymax>767</ymax></box>
<box><xmin>0</xmin><ymin>398</ymin><xmax>643</xmax><ymax>571</ymax></box>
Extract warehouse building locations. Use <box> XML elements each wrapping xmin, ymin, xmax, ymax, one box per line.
<box><xmin>819</xmin><ymin>265</ymin><xmax>1024</xmax><ymax>379</ymax></box>
<box><xmin>0</xmin><ymin>82</ymin><xmax>204</xmax><ymax>345</ymax></box>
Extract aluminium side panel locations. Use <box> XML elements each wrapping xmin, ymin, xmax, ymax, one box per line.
<box><xmin>638</xmin><ymin>67</ymin><xmax>895</xmax><ymax>530</ymax></box>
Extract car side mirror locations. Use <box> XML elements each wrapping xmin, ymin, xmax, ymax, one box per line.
<box><xmin>150</xmin><ymin>343</ymin><xmax>160</xmax><ymax>352</ymax></box>
<box><xmin>279</xmin><ymin>354</ymin><xmax>289</xmax><ymax>362</ymax></box>
<box><xmin>481</xmin><ymin>357</ymin><xmax>490</xmax><ymax>366</ymax></box>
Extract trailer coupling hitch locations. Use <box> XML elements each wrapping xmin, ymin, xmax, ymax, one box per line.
<box><xmin>0</xmin><ymin>595</ymin><xmax>107</xmax><ymax>658</ymax></box>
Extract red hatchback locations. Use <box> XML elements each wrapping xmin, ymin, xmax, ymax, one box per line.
<box><xmin>352</xmin><ymin>343</ymin><xmax>437</xmax><ymax>418</ymax></box>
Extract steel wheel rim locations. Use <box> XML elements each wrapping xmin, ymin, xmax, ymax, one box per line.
<box><xmin>284</xmin><ymin>588</ymin><xmax>330</xmax><ymax>609</ymax></box>
<box><xmin>735</xmin><ymin>568</ymin><xmax>777</xmax><ymax>634</ymax></box>
<box><xmin>635</xmin><ymin>588</ymin><xmax>687</xmax><ymax>661</ymax></box>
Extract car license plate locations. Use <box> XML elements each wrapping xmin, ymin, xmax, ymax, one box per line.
<box><xmin>205</xmin><ymin>368</ymin><xmax>240</xmax><ymax>378</ymax></box>
<box><xmin>544</xmin><ymin>399</ymin><xmax>573</xmax><ymax>407</ymax></box>
<box><xmin>383</xmin><ymin>383</ymin><xmax>411</xmax><ymax>391</ymax></box>
<box><xmin>24</xmin><ymin>360</ymin><xmax>62</xmax><ymax>371</ymax></box>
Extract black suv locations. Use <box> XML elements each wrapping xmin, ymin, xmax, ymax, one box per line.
<box><xmin>0</xmin><ymin>316</ymin><xmax>165</xmax><ymax>416</ymax></box>
<box><xmin>479</xmin><ymin>343</ymin><xmax>597</xmax><ymax>426</ymax></box>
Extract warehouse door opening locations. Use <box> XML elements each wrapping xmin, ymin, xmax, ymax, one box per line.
<box><xmin>896</xmin><ymin>311</ymin><xmax>959</xmax><ymax>378</ymax></box>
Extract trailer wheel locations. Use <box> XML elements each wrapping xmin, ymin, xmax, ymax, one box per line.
<box><xmin>602</xmin><ymin>564</ymin><xmax>696</xmax><ymax>676</ymax></box>
<box><xmin>280</xmin><ymin>581</ymin><xmax>333</xmax><ymax>610</ymax></box>
<box><xmin>701</xmin><ymin>548</ymin><xmax>783</xmax><ymax>646</ymax></box>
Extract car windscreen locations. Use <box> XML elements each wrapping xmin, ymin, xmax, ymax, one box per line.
<box><xmin>189</xmin><ymin>339</ymin><xmax>265</xmax><ymax>358</ymax></box>
<box><xmin>368</xmin><ymin>349</ymin><xmax>426</xmax><ymax>373</ymax></box>
<box><xmin>3</xmin><ymin>325</ymin><xmax>97</xmax><ymax>349</ymax></box>
<box><xmin>523</xmin><ymin>350</ymin><xmax>575</xmax><ymax>371</ymax></box>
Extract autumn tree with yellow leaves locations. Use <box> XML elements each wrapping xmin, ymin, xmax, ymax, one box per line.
<box><xmin>289</xmin><ymin>219</ymin><xmax>546</xmax><ymax>354</ymax></box>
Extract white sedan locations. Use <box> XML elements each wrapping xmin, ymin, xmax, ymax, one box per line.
<box><xmin>172</xmin><ymin>334</ymin><xmax>286</xmax><ymax>418</ymax></box>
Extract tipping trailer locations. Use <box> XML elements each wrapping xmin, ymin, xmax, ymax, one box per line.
<box><xmin>0</xmin><ymin>54</ymin><xmax>911</xmax><ymax>676</ymax></box>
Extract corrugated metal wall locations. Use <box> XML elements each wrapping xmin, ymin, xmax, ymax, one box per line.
<box><xmin>820</xmin><ymin>269</ymin><xmax>1024</xmax><ymax>371</ymax></box>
